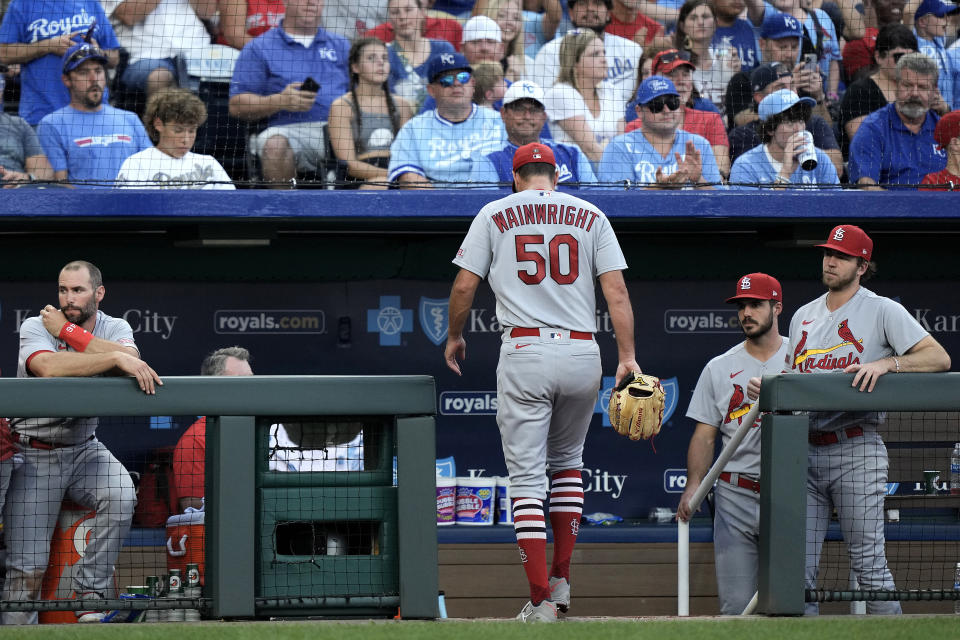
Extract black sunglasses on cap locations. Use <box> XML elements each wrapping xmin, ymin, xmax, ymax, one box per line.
<box><xmin>654</xmin><ymin>50</ymin><xmax>692</xmax><ymax>71</ymax></box>
<box><xmin>645</xmin><ymin>94</ymin><xmax>681</xmax><ymax>113</ymax></box>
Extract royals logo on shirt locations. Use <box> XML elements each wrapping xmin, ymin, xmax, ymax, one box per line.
<box><xmin>74</xmin><ymin>134</ymin><xmax>133</xmax><ymax>147</ymax></box>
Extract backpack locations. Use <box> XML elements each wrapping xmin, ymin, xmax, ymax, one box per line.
<box><xmin>133</xmin><ymin>446</ymin><xmax>178</xmax><ymax>528</ymax></box>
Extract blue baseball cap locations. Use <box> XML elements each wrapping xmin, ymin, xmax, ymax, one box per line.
<box><xmin>915</xmin><ymin>0</ymin><xmax>955</xmax><ymax>19</ymax></box>
<box><xmin>634</xmin><ymin>75</ymin><xmax>679</xmax><ymax>106</ymax></box>
<box><xmin>761</xmin><ymin>12</ymin><xmax>804</xmax><ymax>39</ymax></box>
<box><xmin>758</xmin><ymin>89</ymin><xmax>816</xmax><ymax>121</ymax></box>
<box><xmin>62</xmin><ymin>42</ymin><xmax>107</xmax><ymax>74</ymax></box>
<box><xmin>425</xmin><ymin>52</ymin><xmax>472</xmax><ymax>84</ymax></box>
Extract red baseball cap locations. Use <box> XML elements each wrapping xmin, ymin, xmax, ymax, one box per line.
<box><xmin>816</xmin><ymin>224</ymin><xmax>873</xmax><ymax>261</ymax></box>
<box><xmin>653</xmin><ymin>49</ymin><xmax>695</xmax><ymax>75</ymax></box>
<box><xmin>726</xmin><ymin>273</ymin><xmax>782</xmax><ymax>303</ymax></box>
<box><xmin>512</xmin><ymin>142</ymin><xmax>556</xmax><ymax>171</ymax></box>
<box><xmin>934</xmin><ymin>110</ymin><xmax>960</xmax><ymax>150</ymax></box>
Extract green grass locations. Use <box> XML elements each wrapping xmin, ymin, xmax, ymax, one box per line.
<box><xmin>6</xmin><ymin>617</ymin><xmax>960</xmax><ymax>640</ymax></box>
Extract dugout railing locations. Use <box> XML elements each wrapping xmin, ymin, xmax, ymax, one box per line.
<box><xmin>0</xmin><ymin>375</ymin><xmax>439</xmax><ymax>620</ymax></box>
<box><xmin>757</xmin><ymin>372</ymin><xmax>960</xmax><ymax>616</ymax></box>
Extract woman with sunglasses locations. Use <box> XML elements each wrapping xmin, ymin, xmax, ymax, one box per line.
<box><xmin>728</xmin><ymin>89</ymin><xmax>839</xmax><ymax>189</ymax></box>
<box><xmin>544</xmin><ymin>31</ymin><xmax>624</xmax><ymax>166</ymax></box>
<box><xmin>625</xmin><ymin>49</ymin><xmax>731</xmax><ymax>178</ymax></box>
<box><xmin>329</xmin><ymin>38</ymin><xmax>414</xmax><ymax>189</ymax></box>
<box><xmin>675</xmin><ymin>0</ymin><xmax>740</xmax><ymax>115</ymax></box>
<box><xmin>837</xmin><ymin>24</ymin><xmax>919</xmax><ymax>160</ymax></box>
<box><xmin>385</xmin><ymin>0</ymin><xmax>457</xmax><ymax>112</ymax></box>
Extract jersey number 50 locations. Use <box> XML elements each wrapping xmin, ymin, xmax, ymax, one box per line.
<box><xmin>515</xmin><ymin>234</ymin><xmax>579</xmax><ymax>285</ymax></box>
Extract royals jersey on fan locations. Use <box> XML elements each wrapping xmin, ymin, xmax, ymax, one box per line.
<box><xmin>388</xmin><ymin>105</ymin><xmax>506</xmax><ymax>186</ymax></box>
<box><xmin>13</xmin><ymin>310</ymin><xmax>138</xmax><ymax>443</ymax></box>
<box><xmin>469</xmin><ymin>140</ymin><xmax>597</xmax><ymax>188</ymax></box>
<box><xmin>686</xmin><ymin>338</ymin><xmax>790</xmax><ymax>475</ymax></box>
<box><xmin>452</xmin><ymin>189</ymin><xmax>626</xmax><ymax>332</ymax></box>
<box><xmin>598</xmin><ymin>128</ymin><xmax>724</xmax><ymax>187</ymax></box>
<box><xmin>786</xmin><ymin>287</ymin><xmax>929</xmax><ymax>432</ymax></box>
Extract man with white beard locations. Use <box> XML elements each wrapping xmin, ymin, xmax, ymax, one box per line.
<box><xmin>849</xmin><ymin>52</ymin><xmax>948</xmax><ymax>188</ymax></box>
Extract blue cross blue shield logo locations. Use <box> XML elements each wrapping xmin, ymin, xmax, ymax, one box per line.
<box><xmin>366</xmin><ymin>295</ymin><xmax>413</xmax><ymax>346</ymax></box>
<box><xmin>419</xmin><ymin>297</ymin><xmax>449</xmax><ymax>346</ymax></box>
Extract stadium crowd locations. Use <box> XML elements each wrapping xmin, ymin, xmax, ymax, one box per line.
<box><xmin>0</xmin><ymin>0</ymin><xmax>959</xmax><ymax>189</ymax></box>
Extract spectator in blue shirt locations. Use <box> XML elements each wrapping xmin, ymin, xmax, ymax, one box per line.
<box><xmin>37</xmin><ymin>43</ymin><xmax>151</xmax><ymax>188</ymax></box>
<box><xmin>0</xmin><ymin>0</ymin><xmax>120</xmax><ymax>126</ymax></box>
<box><xmin>849</xmin><ymin>52</ymin><xmax>948</xmax><ymax>188</ymax></box>
<box><xmin>598</xmin><ymin>75</ymin><xmax>722</xmax><ymax>188</ymax></box>
<box><xmin>469</xmin><ymin>80</ymin><xmax>597</xmax><ymax>188</ymax></box>
<box><xmin>388</xmin><ymin>52</ymin><xmax>506</xmax><ymax>188</ymax></box>
<box><xmin>712</xmin><ymin>0</ymin><xmax>768</xmax><ymax>73</ymax></box>
<box><xmin>229</xmin><ymin>0</ymin><xmax>351</xmax><ymax>187</ymax></box>
<box><xmin>914</xmin><ymin>0</ymin><xmax>958</xmax><ymax>110</ymax></box>
<box><xmin>729</xmin><ymin>89</ymin><xmax>839</xmax><ymax>188</ymax></box>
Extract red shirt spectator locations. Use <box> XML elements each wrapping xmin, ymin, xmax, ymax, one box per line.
<box><xmin>366</xmin><ymin>15</ymin><xmax>464</xmax><ymax>51</ymax></box>
<box><xmin>216</xmin><ymin>0</ymin><xmax>286</xmax><ymax>49</ymax></box>
<box><xmin>842</xmin><ymin>27</ymin><xmax>878</xmax><ymax>81</ymax></box>
<box><xmin>605</xmin><ymin>5</ymin><xmax>663</xmax><ymax>46</ymax></box>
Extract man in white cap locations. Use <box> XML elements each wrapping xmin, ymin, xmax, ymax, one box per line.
<box><xmin>729</xmin><ymin>89</ymin><xmax>839</xmax><ymax>188</ymax></box>
<box><xmin>470</xmin><ymin>80</ymin><xmax>597</xmax><ymax>189</ymax></box>
<box><xmin>462</xmin><ymin>15</ymin><xmax>504</xmax><ymax>66</ymax></box>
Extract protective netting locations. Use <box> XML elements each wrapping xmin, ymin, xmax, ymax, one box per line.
<box><xmin>806</xmin><ymin>411</ymin><xmax>960</xmax><ymax>610</ymax></box>
<box><xmin>1</xmin><ymin>0</ymin><xmax>957</xmax><ymax>190</ymax></box>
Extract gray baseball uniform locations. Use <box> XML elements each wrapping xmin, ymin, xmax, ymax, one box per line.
<box><xmin>787</xmin><ymin>286</ymin><xmax>928</xmax><ymax>615</ymax></box>
<box><xmin>453</xmin><ymin>189</ymin><xmax>626</xmax><ymax>499</ymax></box>
<box><xmin>3</xmin><ymin>310</ymin><xmax>138</xmax><ymax>625</ymax></box>
<box><xmin>686</xmin><ymin>337</ymin><xmax>790</xmax><ymax>614</ymax></box>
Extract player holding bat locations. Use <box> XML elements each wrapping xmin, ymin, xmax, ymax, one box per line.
<box><xmin>748</xmin><ymin>224</ymin><xmax>950</xmax><ymax>615</ymax></box>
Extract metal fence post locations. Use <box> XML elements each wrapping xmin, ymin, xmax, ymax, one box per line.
<box><xmin>207</xmin><ymin>415</ymin><xmax>257</xmax><ymax>618</ymax></box>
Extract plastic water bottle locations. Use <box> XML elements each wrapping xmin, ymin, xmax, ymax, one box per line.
<box><xmin>950</xmin><ymin>443</ymin><xmax>960</xmax><ymax>495</ymax></box>
<box><xmin>954</xmin><ymin>562</ymin><xmax>960</xmax><ymax>615</ymax></box>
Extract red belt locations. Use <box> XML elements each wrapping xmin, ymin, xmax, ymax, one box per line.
<box><xmin>13</xmin><ymin>432</ymin><xmax>91</xmax><ymax>450</ymax></box>
<box><xmin>808</xmin><ymin>426</ymin><xmax>864</xmax><ymax>446</ymax></box>
<box><xmin>718</xmin><ymin>472</ymin><xmax>761</xmax><ymax>494</ymax></box>
<box><xmin>510</xmin><ymin>327</ymin><xmax>593</xmax><ymax>340</ymax></box>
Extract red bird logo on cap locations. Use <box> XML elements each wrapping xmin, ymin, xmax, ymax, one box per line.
<box><xmin>837</xmin><ymin>319</ymin><xmax>864</xmax><ymax>353</ymax></box>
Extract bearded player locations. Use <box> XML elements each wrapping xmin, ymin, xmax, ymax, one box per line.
<box><xmin>677</xmin><ymin>273</ymin><xmax>789</xmax><ymax>614</ymax></box>
<box><xmin>4</xmin><ymin>260</ymin><xmax>161</xmax><ymax>624</ymax></box>
<box><xmin>748</xmin><ymin>225</ymin><xmax>950</xmax><ymax>614</ymax></box>
<box><xmin>444</xmin><ymin>143</ymin><xmax>640</xmax><ymax>622</ymax></box>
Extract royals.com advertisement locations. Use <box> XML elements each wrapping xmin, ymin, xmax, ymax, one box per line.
<box><xmin>2</xmin><ymin>279</ymin><xmax>958</xmax><ymax>519</ymax></box>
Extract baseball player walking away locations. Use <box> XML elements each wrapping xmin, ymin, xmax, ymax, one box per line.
<box><xmin>444</xmin><ymin>142</ymin><xmax>640</xmax><ymax>622</ymax></box>
<box><xmin>748</xmin><ymin>225</ymin><xmax>950</xmax><ymax>615</ymax></box>
<box><xmin>677</xmin><ymin>273</ymin><xmax>789</xmax><ymax>615</ymax></box>
<box><xmin>4</xmin><ymin>260</ymin><xmax>162</xmax><ymax>624</ymax></box>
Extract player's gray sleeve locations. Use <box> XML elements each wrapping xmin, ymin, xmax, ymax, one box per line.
<box><xmin>879</xmin><ymin>298</ymin><xmax>930</xmax><ymax>355</ymax></box>
<box><xmin>593</xmin><ymin>214</ymin><xmax>627</xmax><ymax>275</ymax></box>
<box><xmin>18</xmin><ymin>317</ymin><xmax>56</xmax><ymax>377</ymax></box>
<box><xmin>97</xmin><ymin>315</ymin><xmax>138</xmax><ymax>353</ymax></box>
<box><xmin>686</xmin><ymin>361</ymin><xmax>721</xmax><ymax>427</ymax></box>
<box><xmin>451</xmin><ymin>209</ymin><xmax>493</xmax><ymax>277</ymax></box>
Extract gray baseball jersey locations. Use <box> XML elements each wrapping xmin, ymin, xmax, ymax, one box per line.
<box><xmin>12</xmin><ymin>310</ymin><xmax>137</xmax><ymax>444</ymax></box>
<box><xmin>453</xmin><ymin>189</ymin><xmax>626</xmax><ymax>332</ymax></box>
<box><xmin>786</xmin><ymin>286</ymin><xmax>921</xmax><ymax>615</ymax></box>
<box><xmin>786</xmin><ymin>287</ymin><xmax>928</xmax><ymax>432</ymax></box>
<box><xmin>452</xmin><ymin>188</ymin><xmax>625</xmax><ymax>500</ymax></box>
<box><xmin>686</xmin><ymin>337</ymin><xmax>790</xmax><ymax>475</ymax></box>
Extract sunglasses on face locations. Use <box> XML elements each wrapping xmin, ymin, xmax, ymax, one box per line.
<box><xmin>645</xmin><ymin>94</ymin><xmax>681</xmax><ymax>113</ymax></box>
<box><xmin>436</xmin><ymin>71</ymin><xmax>471</xmax><ymax>87</ymax></box>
